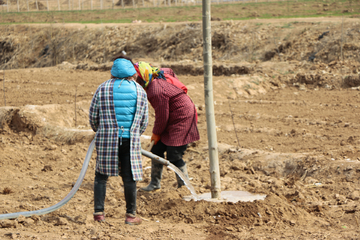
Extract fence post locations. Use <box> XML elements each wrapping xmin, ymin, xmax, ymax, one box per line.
<box><xmin>36</xmin><ymin>0</ymin><xmax>39</xmax><ymax>10</ymax></box>
<box><xmin>341</xmin><ymin>15</ymin><xmax>344</xmax><ymax>62</ymax></box>
<box><xmin>17</xmin><ymin>0</ymin><xmax>19</xmax><ymax>12</ymax></box>
<box><xmin>47</xmin><ymin>0</ymin><xmax>49</xmax><ymax>10</ymax></box>
<box><xmin>2</xmin><ymin>69</ymin><xmax>6</xmax><ymax>107</ymax></box>
<box><xmin>7</xmin><ymin>0</ymin><xmax>9</xmax><ymax>13</ymax></box>
<box><xmin>57</xmin><ymin>0</ymin><xmax>60</xmax><ymax>10</ymax></box>
<box><xmin>74</xmin><ymin>86</ymin><xmax>77</xmax><ymax>127</ymax></box>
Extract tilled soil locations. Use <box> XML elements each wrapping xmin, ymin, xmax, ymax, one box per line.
<box><xmin>1</xmin><ymin>62</ymin><xmax>360</xmax><ymax>239</ymax></box>
<box><xmin>1</xmin><ymin>18</ymin><xmax>360</xmax><ymax>239</ymax></box>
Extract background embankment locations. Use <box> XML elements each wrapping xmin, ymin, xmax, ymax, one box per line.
<box><xmin>1</xmin><ymin>18</ymin><xmax>360</xmax><ymax>73</ymax></box>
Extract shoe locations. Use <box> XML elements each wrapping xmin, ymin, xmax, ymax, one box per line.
<box><xmin>139</xmin><ymin>184</ymin><xmax>161</xmax><ymax>192</ymax></box>
<box><xmin>93</xmin><ymin>212</ymin><xmax>105</xmax><ymax>222</ymax></box>
<box><xmin>125</xmin><ymin>213</ymin><xmax>142</xmax><ymax>225</ymax></box>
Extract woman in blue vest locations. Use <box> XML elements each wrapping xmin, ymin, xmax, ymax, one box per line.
<box><xmin>89</xmin><ymin>56</ymin><xmax>148</xmax><ymax>225</ymax></box>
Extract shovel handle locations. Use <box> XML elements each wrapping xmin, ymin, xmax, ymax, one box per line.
<box><xmin>148</xmin><ymin>140</ymin><xmax>155</xmax><ymax>151</ymax></box>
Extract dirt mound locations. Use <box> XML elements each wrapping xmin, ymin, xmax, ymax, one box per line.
<box><xmin>0</xmin><ymin>107</ymin><xmax>19</xmax><ymax>129</ymax></box>
<box><xmin>135</xmin><ymin>190</ymin><xmax>316</xmax><ymax>237</ymax></box>
<box><xmin>0</xmin><ymin>105</ymin><xmax>95</xmax><ymax>144</ymax></box>
<box><xmin>288</xmin><ymin>60</ymin><xmax>360</xmax><ymax>89</ymax></box>
<box><xmin>115</xmin><ymin>0</ymin><xmax>141</xmax><ymax>6</ymax></box>
<box><xmin>1</xmin><ymin>20</ymin><xmax>360</xmax><ymax>70</ymax></box>
<box><xmin>292</xmin><ymin>72</ymin><xmax>340</xmax><ymax>87</ymax></box>
<box><xmin>344</xmin><ymin>74</ymin><xmax>360</xmax><ymax>87</ymax></box>
<box><xmin>74</xmin><ymin>61</ymin><xmax>253</xmax><ymax>76</ymax></box>
<box><xmin>29</xmin><ymin>1</ymin><xmax>47</xmax><ymax>10</ymax></box>
<box><xmin>161</xmin><ymin>63</ymin><xmax>252</xmax><ymax>76</ymax></box>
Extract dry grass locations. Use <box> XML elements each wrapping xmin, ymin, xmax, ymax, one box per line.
<box><xmin>2</xmin><ymin>187</ymin><xmax>14</xmax><ymax>194</ymax></box>
<box><xmin>0</xmin><ymin>107</ymin><xmax>19</xmax><ymax>128</ymax></box>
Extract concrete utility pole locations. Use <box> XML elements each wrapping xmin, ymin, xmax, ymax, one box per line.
<box><xmin>202</xmin><ymin>0</ymin><xmax>221</xmax><ymax>199</ymax></box>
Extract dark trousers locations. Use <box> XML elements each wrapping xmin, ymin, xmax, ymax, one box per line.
<box><xmin>94</xmin><ymin>138</ymin><xmax>137</xmax><ymax>215</ymax></box>
<box><xmin>151</xmin><ymin>140</ymin><xmax>188</xmax><ymax>168</ymax></box>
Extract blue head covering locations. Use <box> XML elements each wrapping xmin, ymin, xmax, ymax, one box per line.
<box><xmin>111</xmin><ymin>58</ymin><xmax>136</xmax><ymax>79</ymax></box>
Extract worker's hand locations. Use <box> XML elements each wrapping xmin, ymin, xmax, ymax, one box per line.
<box><xmin>151</xmin><ymin>133</ymin><xmax>161</xmax><ymax>145</ymax></box>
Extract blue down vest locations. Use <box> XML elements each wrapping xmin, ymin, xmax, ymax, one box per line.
<box><xmin>113</xmin><ymin>79</ymin><xmax>137</xmax><ymax>139</ymax></box>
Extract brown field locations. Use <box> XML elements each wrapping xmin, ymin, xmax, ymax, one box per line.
<box><xmin>1</xmin><ymin>16</ymin><xmax>360</xmax><ymax>239</ymax></box>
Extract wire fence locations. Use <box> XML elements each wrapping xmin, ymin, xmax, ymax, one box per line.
<box><xmin>0</xmin><ymin>0</ymin><xmax>210</xmax><ymax>12</ymax></box>
<box><xmin>1</xmin><ymin>0</ymin><xmax>359</xmax><ymax>25</ymax></box>
<box><xmin>0</xmin><ymin>0</ymin><xmax>312</xmax><ymax>13</ymax></box>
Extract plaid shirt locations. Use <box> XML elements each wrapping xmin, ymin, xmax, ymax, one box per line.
<box><xmin>146</xmin><ymin>77</ymin><xmax>199</xmax><ymax>146</ymax></box>
<box><xmin>89</xmin><ymin>79</ymin><xmax>148</xmax><ymax>180</ymax></box>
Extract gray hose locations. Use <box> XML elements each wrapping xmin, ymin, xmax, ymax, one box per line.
<box><xmin>0</xmin><ymin>140</ymin><xmax>170</xmax><ymax>221</ymax></box>
<box><xmin>140</xmin><ymin>149</ymin><xmax>170</xmax><ymax>166</ymax></box>
<box><xmin>0</xmin><ymin>140</ymin><xmax>95</xmax><ymax>220</ymax></box>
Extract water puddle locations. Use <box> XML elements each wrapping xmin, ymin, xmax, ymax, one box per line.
<box><xmin>167</xmin><ymin>164</ymin><xmax>266</xmax><ymax>203</ymax></box>
<box><xmin>144</xmin><ymin>150</ymin><xmax>266</xmax><ymax>203</ymax></box>
<box><xmin>167</xmin><ymin>163</ymin><xmax>199</xmax><ymax>200</ymax></box>
<box><xmin>184</xmin><ymin>191</ymin><xmax>267</xmax><ymax>203</ymax></box>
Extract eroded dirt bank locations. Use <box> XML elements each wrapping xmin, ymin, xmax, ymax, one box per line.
<box><xmin>1</xmin><ymin>17</ymin><xmax>360</xmax><ymax>70</ymax></box>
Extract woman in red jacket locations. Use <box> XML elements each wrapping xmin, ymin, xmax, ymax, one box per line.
<box><xmin>134</xmin><ymin>61</ymin><xmax>200</xmax><ymax>192</ymax></box>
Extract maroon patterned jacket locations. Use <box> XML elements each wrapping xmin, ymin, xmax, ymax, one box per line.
<box><xmin>146</xmin><ymin>70</ymin><xmax>200</xmax><ymax>147</ymax></box>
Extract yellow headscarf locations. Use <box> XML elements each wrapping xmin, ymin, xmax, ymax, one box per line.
<box><xmin>134</xmin><ymin>61</ymin><xmax>163</xmax><ymax>88</ymax></box>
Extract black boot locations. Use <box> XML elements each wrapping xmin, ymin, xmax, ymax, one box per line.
<box><xmin>176</xmin><ymin>164</ymin><xmax>189</xmax><ymax>188</ymax></box>
<box><xmin>140</xmin><ymin>160</ymin><xmax>163</xmax><ymax>192</ymax></box>
<box><xmin>94</xmin><ymin>172</ymin><xmax>108</xmax><ymax>213</ymax></box>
